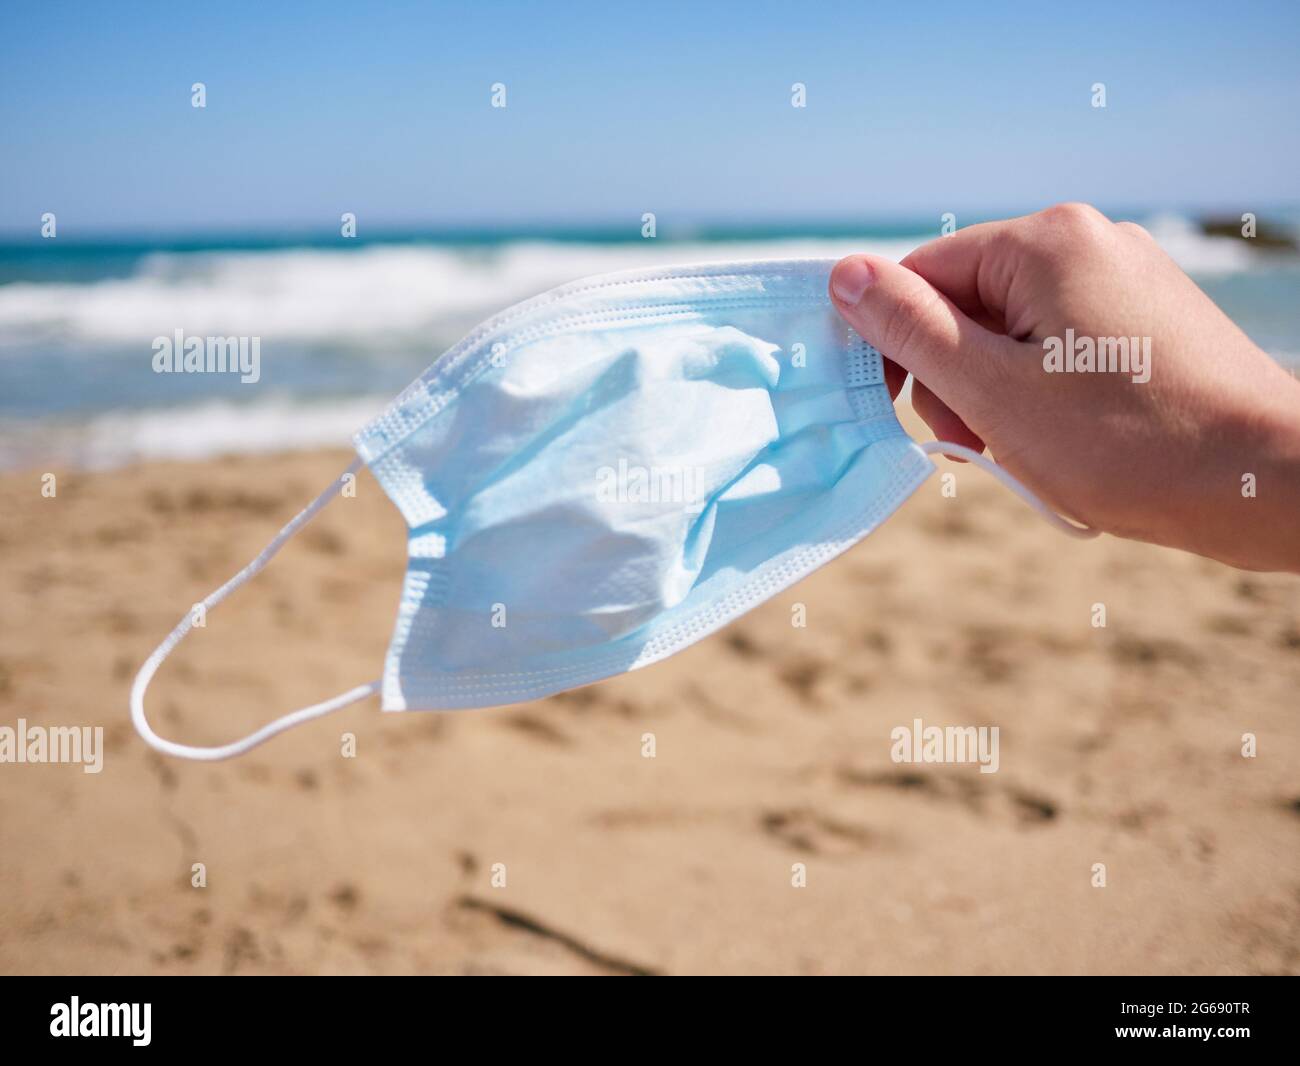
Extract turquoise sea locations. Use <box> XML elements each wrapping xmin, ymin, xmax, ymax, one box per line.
<box><xmin>1</xmin><ymin>214</ymin><xmax>1296</xmax><ymax>468</ymax></box>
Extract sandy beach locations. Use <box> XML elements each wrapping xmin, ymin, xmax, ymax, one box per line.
<box><xmin>1</xmin><ymin>408</ymin><xmax>1297</xmax><ymax>976</ymax></box>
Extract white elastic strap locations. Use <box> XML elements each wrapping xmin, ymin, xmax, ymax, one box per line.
<box><xmin>921</xmin><ymin>440</ymin><xmax>1099</xmax><ymax>540</ymax></box>
<box><xmin>130</xmin><ymin>459</ymin><xmax>381</xmax><ymax>761</ymax></box>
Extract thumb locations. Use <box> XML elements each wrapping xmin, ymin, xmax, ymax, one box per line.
<box><xmin>829</xmin><ymin>254</ymin><xmax>1015</xmax><ymax>423</ymax></box>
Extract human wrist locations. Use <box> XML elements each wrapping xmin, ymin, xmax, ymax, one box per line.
<box><xmin>1249</xmin><ymin>374</ymin><xmax>1300</xmax><ymax>573</ymax></box>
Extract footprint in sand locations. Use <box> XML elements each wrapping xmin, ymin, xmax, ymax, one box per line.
<box><xmin>759</xmin><ymin>807</ymin><xmax>880</xmax><ymax>856</ymax></box>
<box><xmin>836</xmin><ymin>766</ymin><xmax>1059</xmax><ymax>826</ymax></box>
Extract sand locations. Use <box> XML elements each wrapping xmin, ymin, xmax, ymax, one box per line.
<box><xmin>1</xmin><ymin>412</ymin><xmax>1297</xmax><ymax>976</ymax></box>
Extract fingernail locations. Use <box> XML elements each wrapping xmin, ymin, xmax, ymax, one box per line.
<box><xmin>831</xmin><ymin>257</ymin><xmax>875</xmax><ymax>305</ymax></box>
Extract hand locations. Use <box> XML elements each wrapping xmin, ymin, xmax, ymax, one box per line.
<box><xmin>829</xmin><ymin>203</ymin><xmax>1300</xmax><ymax>573</ymax></box>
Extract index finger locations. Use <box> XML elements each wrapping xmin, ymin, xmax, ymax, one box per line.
<box><xmin>901</xmin><ymin>219</ymin><xmax>1018</xmax><ymax>331</ymax></box>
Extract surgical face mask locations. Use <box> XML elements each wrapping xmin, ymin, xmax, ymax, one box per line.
<box><xmin>132</xmin><ymin>259</ymin><xmax>1093</xmax><ymax>760</ymax></box>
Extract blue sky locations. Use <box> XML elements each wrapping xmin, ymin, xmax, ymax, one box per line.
<box><xmin>1</xmin><ymin>0</ymin><xmax>1297</xmax><ymax>233</ymax></box>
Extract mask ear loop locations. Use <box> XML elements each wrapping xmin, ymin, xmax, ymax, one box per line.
<box><xmin>921</xmin><ymin>440</ymin><xmax>1099</xmax><ymax>539</ymax></box>
<box><xmin>130</xmin><ymin>459</ymin><xmax>382</xmax><ymax>761</ymax></box>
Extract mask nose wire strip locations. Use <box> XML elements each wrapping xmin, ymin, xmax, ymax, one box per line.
<box><xmin>130</xmin><ymin>459</ymin><xmax>382</xmax><ymax>761</ymax></box>
<box><xmin>921</xmin><ymin>440</ymin><xmax>1099</xmax><ymax>540</ymax></box>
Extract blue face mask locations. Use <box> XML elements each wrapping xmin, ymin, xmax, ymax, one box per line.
<box><xmin>131</xmin><ymin>259</ymin><xmax>1094</xmax><ymax>760</ymax></box>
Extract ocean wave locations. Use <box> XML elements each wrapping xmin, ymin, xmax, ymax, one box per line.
<box><xmin>1137</xmin><ymin>213</ymin><xmax>1270</xmax><ymax>276</ymax></box>
<box><xmin>0</xmin><ymin>396</ymin><xmax>391</xmax><ymax>470</ymax></box>
<box><xmin>0</xmin><ymin>219</ymin><xmax>1293</xmax><ymax>470</ymax></box>
<box><xmin>0</xmin><ymin>219</ymin><xmax>1279</xmax><ymax>349</ymax></box>
<box><xmin>0</xmin><ymin>236</ymin><xmax>921</xmax><ymax>348</ymax></box>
